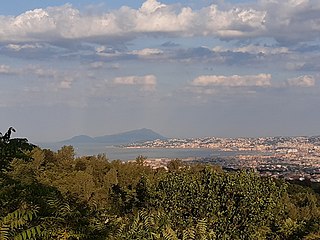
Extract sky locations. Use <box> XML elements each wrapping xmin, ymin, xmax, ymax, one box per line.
<box><xmin>0</xmin><ymin>0</ymin><xmax>320</xmax><ymax>142</ymax></box>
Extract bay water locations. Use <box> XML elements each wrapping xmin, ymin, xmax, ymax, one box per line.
<box><xmin>39</xmin><ymin>143</ymin><xmax>255</xmax><ymax>161</ymax></box>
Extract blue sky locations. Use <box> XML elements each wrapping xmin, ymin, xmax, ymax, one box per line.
<box><xmin>0</xmin><ymin>0</ymin><xmax>320</xmax><ymax>142</ymax></box>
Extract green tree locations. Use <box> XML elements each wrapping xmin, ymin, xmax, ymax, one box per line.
<box><xmin>137</xmin><ymin>168</ymin><xmax>287</xmax><ymax>239</ymax></box>
<box><xmin>135</xmin><ymin>155</ymin><xmax>147</xmax><ymax>165</ymax></box>
<box><xmin>0</xmin><ymin>127</ymin><xmax>35</xmax><ymax>172</ymax></box>
<box><xmin>167</xmin><ymin>159</ymin><xmax>183</xmax><ymax>172</ymax></box>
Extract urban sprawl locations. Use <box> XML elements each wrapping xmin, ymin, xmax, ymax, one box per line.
<box><xmin>126</xmin><ymin>136</ymin><xmax>320</xmax><ymax>182</ymax></box>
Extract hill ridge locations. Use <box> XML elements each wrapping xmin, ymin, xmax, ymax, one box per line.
<box><xmin>60</xmin><ymin>128</ymin><xmax>166</xmax><ymax>145</ymax></box>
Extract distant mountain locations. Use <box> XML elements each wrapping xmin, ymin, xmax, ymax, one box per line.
<box><xmin>63</xmin><ymin>135</ymin><xmax>95</xmax><ymax>144</ymax></box>
<box><xmin>60</xmin><ymin>128</ymin><xmax>166</xmax><ymax>145</ymax></box>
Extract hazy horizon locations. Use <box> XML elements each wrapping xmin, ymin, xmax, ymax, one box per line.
<box><xmin>1</xmin><ymin>0</ymin><xmax>319</xmax><ymax>142</ymax></box>
<box><xmin>26</xmin><ymin>127</ymin><xmax>320</xmax><ymax>145</ymax></box>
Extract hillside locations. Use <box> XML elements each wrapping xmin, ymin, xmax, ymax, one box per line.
<box><xmin>60</xmin><ymin>128</ymin><xmax>166</xmax><ymax>145</ymax></box>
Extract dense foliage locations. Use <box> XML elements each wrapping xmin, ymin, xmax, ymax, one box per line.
<box><xmin>1</xmin><ymin>128</ymin><xmax>320</xmax><ymax>239</ymax></box>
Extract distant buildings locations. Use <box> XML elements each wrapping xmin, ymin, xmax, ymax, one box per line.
<box><xmin>126</xmin><ymin>136</ymin><xmax>320</xmax><ymax>182</ymax></box>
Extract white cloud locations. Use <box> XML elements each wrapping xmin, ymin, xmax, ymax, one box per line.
<box><xmin>0</xmin><ymin>1</ymin><xmax>266</xmax><ymax>43</ymax></box>
<box><xmin>95</xmin><ymin>46</ymin><xmax>106</xmax><ymax>53</ymax></box>
<box><xmin>58</xmin><ymin>78</ymin><xmax>73</xmax><ymax>89</ymax></box>
<box><xmin>0</xmin><ymin>65</ymin><xmax>57</xmax><ymax>77</ymax></box>
<box><xmin>192</xmin><ymin>74</ymin><xmax>272</xmax><ymax>87</ymax></box>
<box><xmin>260</xmin><ymin>0</ymin><xmax>320</xmax><ymax>43</ymax></box>
<box><xmin>133</xmin><ymin>1</ymin><xmax>196</xmax><ymax>34</ymax></box>
<box><xmin>0</xmin><ymin>65</ymin><xmax>12</xmax><ymax>74</ymax></box>
<box><xmin>286</xmin><ymin>75</ymin><xmax>316</xmax><ymax>87</ymax></box>
<box><xmin>139</xmin><ymin>0</ymin><xmax>166</xmax><ymax>14</ymax></box>
<box><xmin>212</xmin><ymin>45</ymin><xmax>289</xmax><ymax>55</ymax></box>
<box><xmin>130</xmin><ymin>48</ymin><xmax>164</xmax><ymax>57</ymax></box>
<box><xmin>5</xmin><ymin>43</ymin><xmax>43</xmax><ymax>51</ymax></box>
<box><xmin>95</xmin><ymin>47</ymin><xmax>164</xmax><ymax>60</ymax></box>
<box><xmin>0</xmin><ymin>5</ymin><xmax>94</xmax><ymax>41</ymax></box>
<box><xmin>199</xmin><ymin>5</ymin><xmax>266</xmax><ymax>38</ymax></box>
<box><xmin>113</xmin><ymin>75</ymin><xmax>157</xmax><ymax>91</ymax></box>
<box><xmin>0</xmin><ymin>0</ymin><xmax>318</xmax><ymax>45</ymax></box>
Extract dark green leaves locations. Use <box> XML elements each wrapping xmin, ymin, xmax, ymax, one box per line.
<box><xmin>0</xmin><ymin>127</ymin><xmax>35</xmax><ymax>172</ymax></box>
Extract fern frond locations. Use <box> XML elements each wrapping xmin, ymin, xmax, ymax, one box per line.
<box><xmin>183</xmin><ymin>227</ymin><xmax>196</xmax><ymax>240</ymax></box>
<box><xmin>162</xmin><ymin>226</ymin><xmax>178</xmax><ymax>240</ymax></box>
<box><xmin>196</xmin><ymin>218</ymin><xmax>207</xmax><ymax>237</ymax></box>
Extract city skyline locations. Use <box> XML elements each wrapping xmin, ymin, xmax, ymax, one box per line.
<box><xmin>0</xmin><ymin>0</ymin><xmax>320</xmax><ymax>142</ymax></box>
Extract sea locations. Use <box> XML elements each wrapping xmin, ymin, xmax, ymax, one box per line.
<box><xmin>39</xmin><ymin>143</ymin><xmax>256</xmax><ymax>161</ymax></box>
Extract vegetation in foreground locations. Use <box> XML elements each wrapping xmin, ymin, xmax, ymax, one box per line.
<box><xmin>1</xmin><ymin>128</ymin><xmax>320</xmax><ymax>239</ymax></box>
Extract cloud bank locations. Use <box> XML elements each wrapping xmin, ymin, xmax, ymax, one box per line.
<box><xmin>192</xmin><ymin>74</ymin><xmax>272</xmax><ymax>87</ymax></box>
<box><xmin>0</xmin><ymin>0</ymin><xmax>318</xmax><ymax>45</ymax></box>
<box><xmin>113</xmin><ymin>75</ymin><xmax>157</xmax><ymax>91</ymax></box>
<box><xmin>286</xmin><ymin>75</ymin><xmax>316</xmax><ymax>87</ymax></box>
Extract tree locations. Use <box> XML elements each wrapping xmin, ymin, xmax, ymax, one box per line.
<box><xmin>135</xmin><ymin>155</ymin><xmax>147</xmax><ymax>165</ymax></box>
<box><xmin>167</xmin><ymin>159</ymin><xmax>183</xmax><ymax>172</ymax></box>
<box><xmin>0</xmin><ymin>127</ymin><xmax>35</xmax><ymax>172</ymax></box>
<box><xmin>143</xmin><ymin>168</ymin><xmax>287</xmax><ymax>239</ymax></box>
